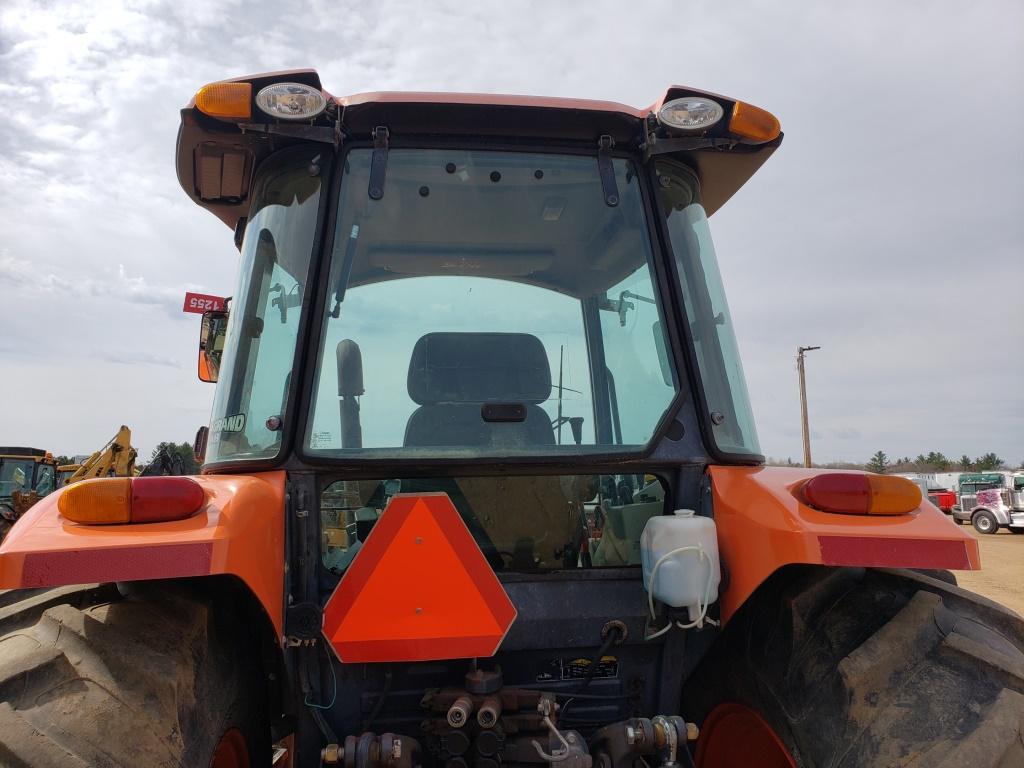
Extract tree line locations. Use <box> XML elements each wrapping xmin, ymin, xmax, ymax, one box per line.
<box><xmin>768</xmin><ymin>452</ymin><xmax>1018</xmax><ymax>474</ymax></box>
<box><xmin>864</xmin><ymin>451</ymin><xmax>1012</xmax><ymax>475</ymax></box>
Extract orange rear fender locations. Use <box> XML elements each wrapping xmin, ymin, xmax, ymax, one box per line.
<box><xmin>0</xmin><ymin>471</ymin><xmax>286</xmax><ymax>639</ymax></box>
<box><xmin>710</xmin><ymin>466</ymin><xmax>980</xmax><ymax>622</ymax></box>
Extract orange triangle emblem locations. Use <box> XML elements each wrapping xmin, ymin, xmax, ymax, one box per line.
<box><xmin>323</xmin><ymin>493</ymin><xmax>517</xmax><ymax>662</ymax></box>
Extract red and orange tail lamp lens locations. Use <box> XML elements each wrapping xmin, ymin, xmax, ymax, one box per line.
<box><xmin>58</xmin><ymin>477</ymin><xmax>205</xmax><ymax>525</ymax></box>
<box><xmin>797</xmin><ymin>473</ymin><xmax>922</xmax><ymax>516</ymax></box>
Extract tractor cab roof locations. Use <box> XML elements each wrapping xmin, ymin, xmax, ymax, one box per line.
<box><xmin>176</xmin><ymin>69</ymin><xmax>782</xmax><ymax>234</ymax></box>
<box><xmin>0</xmin><ymin>448</ymin><xmax>49</xmax><ymax>460</ymax></box>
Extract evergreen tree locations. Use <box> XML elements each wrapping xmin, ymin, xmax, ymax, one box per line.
<box><xmin>925</xmin><ymin>451</ymin><xmax>951</xmax><ymax>471</ymax></box>
<box><xmin>866</xmin><ymin>450</ymin><xmax>889</xmax><ymax>474</ymax></box>
<box><xmin>975</xmin><ymin>453</ymin><xmax>1004</xmax><ymax>471</ymax></box>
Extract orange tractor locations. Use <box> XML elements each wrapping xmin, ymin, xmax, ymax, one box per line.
<box><xmin>1</xmin><ymin>71</ymin><xmax>1020</xmax><ymax>768</ymax></box>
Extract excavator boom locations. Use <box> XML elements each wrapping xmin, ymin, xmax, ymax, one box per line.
<box><xmin>62</xmin><ymin>426</ymin><xmax>138</xmax><ymax>485</ymax></box>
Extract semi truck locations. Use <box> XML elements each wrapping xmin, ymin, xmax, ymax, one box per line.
<box><xmin>951</xmin><ymin>471</ymin><xmax>1024</xmax><ymax>534</ymax></box>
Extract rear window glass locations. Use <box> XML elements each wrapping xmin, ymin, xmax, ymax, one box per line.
<box><xmin>320</xmin><ymin>474</ymin><xmax>667</xmax><ymax>573</ymax></box>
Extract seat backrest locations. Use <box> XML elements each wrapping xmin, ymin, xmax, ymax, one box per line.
<box><xmin>404</xmin><ymin>332</ymin><xmax>554</xmax><ymax>448</ymax></box>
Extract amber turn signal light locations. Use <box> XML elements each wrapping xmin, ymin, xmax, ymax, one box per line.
<box><xmin>58</xmin><ymin>477</ymin><xmax>206</xmax><ymax>525</ymax></box>
<box><xmin>195</xmin><ymin>81</ymin><xmax>252</xmax><ymax>119</ymax></box>
<box><xmin>796</xmin><ymin>473</ymin><xmax>922</xmax><ymax>516</ymax></box>
<box><xmin>728</xmin><ymin>101</ymin><xmax>781</xmax><ymax>143</ymax></box>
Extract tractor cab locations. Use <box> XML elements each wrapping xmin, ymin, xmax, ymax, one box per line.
<box><xmin>177</xmin><ymin>74</ymin><xmax>789</xmax><ymax>758</ymax></box>
<box><xmin>186</xmin><ymin>77</ymin><xmax>779</xmax><ymax>574</ymax></box>
<box><xmin>0</xmin><ymin>447</ymin><xmax>57</xmax><ymax>533</ymax></box>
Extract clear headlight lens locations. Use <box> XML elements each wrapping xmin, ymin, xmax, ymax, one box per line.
<box><xmin>255</xmin><ymin>82</ymin><xmax>326</xmax><ymax>120</ymax></box>
<box><xmin>658</xmin><ymin>97</ymin><xmax>724</xmax><ymax>132</ymax></box>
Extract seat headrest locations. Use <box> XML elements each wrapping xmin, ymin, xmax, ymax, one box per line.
<box><xmin>408</xmin><ymin>333</ymin><xmax>552</xmax><ymax>405</ymax></box>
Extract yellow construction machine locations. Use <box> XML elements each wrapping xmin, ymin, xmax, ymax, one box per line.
<box><xmin>58</xmin><ymin>425</ymin><xmax>138</xmax><ymax>486</ymax></box>
<box><xmin>0</xmin><ymin>448</ymin><xmax>58</xmax><ymax>539</ymax></box>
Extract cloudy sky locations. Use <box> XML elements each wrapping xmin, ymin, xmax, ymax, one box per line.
<box><xmin>1</xmin><ymin>0</ymin><xmax>1021</xmax><ymax>465</ymax></box>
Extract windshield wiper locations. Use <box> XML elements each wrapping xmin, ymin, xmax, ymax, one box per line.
<box><xmin>269</xmin><ymin>282</ymin><xmax>302</xmax><ymax>323</ymax></box>
<box><xmin>367</xmin><ymin>126</ymin><xmax>389</xmax><ymax>200</ymax></box>
<box><xmin>598</xmin><ymin>290</ymin><xmax>655</xmax><ymax>326</ymax></box>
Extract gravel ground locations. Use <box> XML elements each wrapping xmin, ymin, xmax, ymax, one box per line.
<box><xmin>953</xmin><ymin>526</ymin><xmax>1024</xmax><ymax>617</ymax></box>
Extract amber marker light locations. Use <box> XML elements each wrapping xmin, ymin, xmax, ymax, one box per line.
<box><xmin>58</xmin><ymin>477</ymin><xmax>206</xmax><ymax>525</ymax></box>
<box><xmin>797</xmin><ymin>473</ymin><xmax>922</xmax><ymax>516</ymax></box>
<box><xmin>195</xmin><ymin>81</ymin><xmax>252</xmax><ymax>119</ymax></box>
<box><xmin>728</xmin><ymin>101</ymin><xmax>781</xmax><ymax>143</ymax></box>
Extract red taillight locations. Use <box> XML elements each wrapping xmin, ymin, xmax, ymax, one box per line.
<box><xmin>131</xmin><ymin>477</ymin><xmax>206</xmax><ymax>523</ymax></box>
<box><xmin>797</xmin><ymin>473</ymin><xmax>922</xmax><ymax>516</ymax></box>
<box><xmin>59</xmin><ymin>477</ymin><xmax>206</xmax><ymax>525</ymax></box>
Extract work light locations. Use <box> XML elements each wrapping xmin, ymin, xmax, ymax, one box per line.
<box><xmin>256</xmin><ymin>82</ymin><xmax>326</xmax><ymax>120</ymax></box>
<box><xmin>657</xmin><ymin>97</ymin><xmax>724</xmax><ymax>132</ymax></box>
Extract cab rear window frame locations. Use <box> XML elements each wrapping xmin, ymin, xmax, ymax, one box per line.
<box><xmin>293</xmin><ymin>140</ymin><xmax>696</xmax><ymax>473</ymax></box>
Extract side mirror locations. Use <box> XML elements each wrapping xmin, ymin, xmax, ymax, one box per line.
<box><xmin>194</xmin><ymin>425</ymin><xmax>208</xmax><ymax>465</ymax></box>
<box><xmin>198</xmin><ymin>310</ymin><xmax>229</xmax><ymax>383</ymax></box>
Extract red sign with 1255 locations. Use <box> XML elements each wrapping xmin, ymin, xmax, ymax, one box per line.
<box><xmin>182</xmin><ymin>292</ymin><xmax>226</xmax><ymax>314</ymax></box>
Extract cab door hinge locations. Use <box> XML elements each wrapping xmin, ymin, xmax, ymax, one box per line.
<box><xmin>597</xmin><ymin>135</ymin><xmax>619</xmax><ymax>207</ymax></box>
<box><xmin>368</xmin><ymin>126</ymin><xmax>390</xmax><ymax>200</ymax></box>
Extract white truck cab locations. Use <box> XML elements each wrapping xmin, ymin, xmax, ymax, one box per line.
<box><xmin>952</xmin><ymin>471</ymin><xmax>1024</xmax><ymax>534</ymax></box>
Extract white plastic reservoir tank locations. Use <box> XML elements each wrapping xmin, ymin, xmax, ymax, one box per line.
<box><xmin>640</xmin><ymin>509</ymin><xmax>721</xmax><ymax>624</ymax></box>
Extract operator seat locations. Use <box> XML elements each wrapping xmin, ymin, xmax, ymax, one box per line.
<box><xmin>404</xmin><ymin>332</ymin><xmax>555</xmax><ymax>448</ymax></box>
<box><xmin>403</xmin><ymin>332</ymin><xmax>578</xmax><ymax>569</ymax></box>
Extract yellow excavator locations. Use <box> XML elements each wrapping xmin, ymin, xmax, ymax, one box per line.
<box><xmin>57</xmin><ymin>425</ymin><xmax>139</xmax><ymax>486</ymax></box>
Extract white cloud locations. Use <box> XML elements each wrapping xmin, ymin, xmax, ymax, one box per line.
<box><xmin>0</xmin><ymin>254</ymin><xmax>182</xmax><ymax>309</ymax></box>
<box><xmin>0</xmin><ymin>0</ymin><xmax>1021</xmax><ymax>463</ymax></box>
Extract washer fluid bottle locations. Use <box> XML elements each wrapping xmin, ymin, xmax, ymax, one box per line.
<box><xmin>641</xmin><ymin>509</ymin><xmax>721</xmax><ymax>622</ymax></box>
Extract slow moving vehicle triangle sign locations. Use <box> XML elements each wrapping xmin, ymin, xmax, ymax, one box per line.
<box><xmin>322</xmin><ymin>493</ymin><xmax>517</xmax><ymax>662</ymax></box>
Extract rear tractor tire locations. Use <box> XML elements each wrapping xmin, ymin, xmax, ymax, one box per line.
<box><xmin>973</xmin><ymin>510</ymin><xmax>999</xmax><ymax>535</ymax></box>
<box><xmin>684</xmin><ymin>566</ymin><xmax>1024</xmax><ymax>768</ymax></box>
<box><xmin>0</xmin><ymin>581</ymin><xmax>268</xmax><ymax>767</ymax></box>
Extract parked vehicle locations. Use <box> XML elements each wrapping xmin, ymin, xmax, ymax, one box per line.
<box><xmin>0</xmin><ymin>448</ymin><xmax>57</xmax><ymax>539</ymax></box>
<box><xmin>952</xmin><ymin>472</ymin><xmax>1024</xmax><ymax>534</ymax></box>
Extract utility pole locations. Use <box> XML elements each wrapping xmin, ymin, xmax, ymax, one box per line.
<box><xmin>797</xmin><ymin>345</ymin><xmax>820</xmax><ymax>468</ymax></box>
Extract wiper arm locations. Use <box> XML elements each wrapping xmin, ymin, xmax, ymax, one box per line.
<box><xmin>598</xmin><ymin>290</ymin><xmax>656</xmax><ymax>326</ymax></box>
<box><xmin>269</xmin><ymin>282</ymin><xmax>302</xmax><ymax>323</ymax></box>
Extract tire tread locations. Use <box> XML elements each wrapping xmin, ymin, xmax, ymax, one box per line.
<box><xmin>684</xmin><ymin>566</ymin><xmax>1024</xmax><ymax>768</ymax></box>
<box><xmin>0</xmin><ymin>583</ymin><xmax>266</xmax><ymax>768</ymax></box>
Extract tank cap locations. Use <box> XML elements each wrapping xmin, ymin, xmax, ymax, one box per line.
<box><xmin>673</xmin><ymin>509</ymin><xmax>696</xmax><ymax>517</ymax></box>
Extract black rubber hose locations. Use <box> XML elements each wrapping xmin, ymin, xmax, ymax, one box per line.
<box><xmin>574</xmin><ymin>625</ymin><xmax>623</xmax><ymax>694</ymax></box>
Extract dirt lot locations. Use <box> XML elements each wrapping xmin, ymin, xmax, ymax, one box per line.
<box><xmin>954</xmin><ymin>526</ymin><xmax>1024</xmax><ymax>616</ymax></box>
